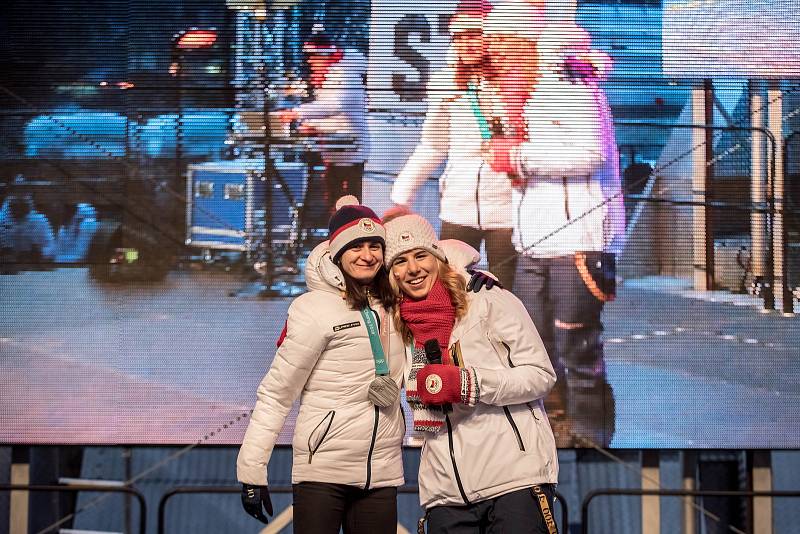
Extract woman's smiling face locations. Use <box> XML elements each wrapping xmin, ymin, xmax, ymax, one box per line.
<box><xmin>339</xmin><ymin>240</ymin><xmax>384</xmax><ymax>284</ymax></box>
<box><xmin>391</xmin><ymin>248</ymin><xmax>439</xmax><ymax>300</ymax></box>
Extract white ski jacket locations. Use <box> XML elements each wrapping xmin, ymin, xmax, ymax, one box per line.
<box><xmin>409</xmin><ymin>287</ymin><xmax>559</xmax><ymax>509</ymax></box>
<box><xmin>391</xmin><ymin>67</ymin><xmax>513</xmax><ymax>230</ymax></box>
<box><xmin>236</xmin><ymin>241</ymin><xmax>406</xmax><ymax>488</ymax></box>
<box><xmin>296</xmin><ymin>48</ymin><xmax>368</xmax><ymax>166</ymax></box>
<box><xmin>510</xmin><ymin>45</ymin><xmax>625</xmax><ymax>256</ymax></box>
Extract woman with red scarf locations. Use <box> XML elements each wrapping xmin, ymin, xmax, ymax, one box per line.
<box><xmin>383</xmin><ymin>212</ymin><xmax>560</xmax><ymax>533</ymax></box>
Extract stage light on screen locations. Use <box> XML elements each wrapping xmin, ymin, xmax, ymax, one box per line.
<box><xmin>176</xmin><ymin>29</ymin><xmax>218</xmax><ymax>50</ymax></box>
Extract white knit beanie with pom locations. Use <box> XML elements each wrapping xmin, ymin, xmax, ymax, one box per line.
<box><xmin>383</xmin><ymin>213</ymin><xmax>448</xmax><ymax>267</ymax></box>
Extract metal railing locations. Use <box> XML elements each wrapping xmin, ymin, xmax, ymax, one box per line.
<box><xmin>580</xmin><ymin>488</ymin><xmax>800</xmax><ymax>534</ymax></box>
<box><xmin>0</xmin><ymin>483</ymin><xmax>147</xmax><ymax>534</ymax></box>
<box><xmin>156</xmin><ymin>485</ymin><xmax>568</xmax><ymax>534</ymax></box>
<box><xmin>615</xmin><ymin>120</ymin><xmax>791</xmax><ymax>313</ymax></box>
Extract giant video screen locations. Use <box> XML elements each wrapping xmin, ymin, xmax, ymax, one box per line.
<box><xmin>663</xmin><ymin>0</ymin><xmax>800</xmax><ymax>78</ymax></box>
<box><xmin>1</xmin><ymin>0</ymin><xmax>799</xmax><ymax>449</ymax></box>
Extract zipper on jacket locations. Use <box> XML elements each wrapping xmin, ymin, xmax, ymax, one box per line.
<box><xmin>562</xmin><ymin>176</ymin><xmax>571</xmax><ymax>220</ymax></box>
<box><xmin>364</xmin><ymin>405</ymin><xmax>379</xmax><ymax>490</ymax></box>
<box><xmin>502</xmin><ymin>341</ymin><xmax>515</xmax><ymax>368</ymax></box>
<box><xmin>446</xmin><ymin>415</ymin><xmax>470</xmax><ymax>504</ymax></box>
<box><xmin>475</xmin><ymin>162</ymin><xmax>483</xmax><ymax>229</ymax></box>
<box><xmin>527</xmin><ymin>401</ymin><xmax>540</xmax><ymax>421</ymax></box>
<box><xmin>503</xmin><ymin>407</ymin><xmax>526</xmax><ymax>451</ymax></box>
<box><xmin>500</xmin><ymin>341</ymin><xmax>530</xmax><ymax>446</ymax></box>
<box><xmin>503</xmin><ymin>340</ymin><xmax>543</xmax><ymax>423</ymax></box>
<box><xmin>368</xmin><ymin>305</ymin><xmax>380</xmax><ymax>330</ymax></box>
<box><xmin>307</xmin><ymin>410</ymin><xmax>336</xmax><ymax>464</ymax></box>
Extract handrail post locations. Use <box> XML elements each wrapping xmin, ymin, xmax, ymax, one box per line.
<box><xmin>0</xmin><ymin>484</ymin><xmax>146</xmax><ymax>534</ymax></box>
<box><xmin>581</xmin><ymin>488</ymin><xmax>800</xmax><ymax>534</ymax></box>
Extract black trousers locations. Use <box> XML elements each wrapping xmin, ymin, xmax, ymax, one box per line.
<box><xmin>439</xmin><ymin>221</ymin><xmax>517</xmax><ymax>290</ymax></box>
<box><xmin>292</xmin><ymin>482</ymin><xmax>397</xmax><ymax>534</ymax></box>
<box><xmin>302</xmin><ymin>161</ymin><xmax>365</xmax><ymax>228</ymax></box>
<box><xmin>515</xmin><ymin>254</ymin><xmax>607</xmax><ymax>389</ymax></box>
<box><xmin>514</xmin><ymin>253</ymin><xmax>616</xmax><ymax>445</ymax></box>
<box><xmin>426</xmin><ymin>485</ymin><xmax>557</xmax><ymax>534</ymax></box>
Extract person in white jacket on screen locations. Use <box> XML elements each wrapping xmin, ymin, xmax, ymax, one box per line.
<box><xmin>483</xmin><ymin>18</ymin><xmax>624</xmax><ymax>447</ymax></box>
<box><xmin>280</xmin><ymin>29</ymin><xmax>368</xmax><ymax>220</ymax></box>
<box><xmin>388</xmin><ymin>0</ymin><xmax>522</xmax><ymax>290</ymax></box>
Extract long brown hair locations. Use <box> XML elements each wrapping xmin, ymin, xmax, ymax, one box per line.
<box><xmin>389</xmin><ymin>257</ymin><xmax>470</xmax><ymax>345</ymax></box>
<box><xmin>453</xmin><ymin>56</ymin><xmax>503</xmax><ymax>91</ymax></box>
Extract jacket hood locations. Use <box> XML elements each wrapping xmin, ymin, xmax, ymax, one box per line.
<box><xmin>305</xmin><ymin>240</ymin><xmax>346</xmax><ymax>294</ymax></box>
<box><xmin>437</xmin><ymin>239</ymin><xmax>480</xmax><ymax>273</ymax></box>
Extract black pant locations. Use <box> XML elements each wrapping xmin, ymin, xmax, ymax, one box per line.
<box><xmin>439</xmin><ymin>221</ymin><xmax>517</xmax><ymax>290</ymax></box>
<box><xmin>426</xmin><ymin>485</ymin><xmax>557</xmax><ymax>534</ymax></box>
<box><xmin>515</xmin><ymin>253</ymin><xmax>616</xmax><ymax>445</ymax></box>
<box><xmin>292</xmin><ymin>482</ymin><xmax>397</xmax><ymax>534</ymax></box>
<box><xmin>302</xmin><ymin>161</ymin><xmax>365</xmax><ymax>228</ymax></box>
<box><xmin>515</xmin><ymin>254</ymin><xmax>607</xmax><ymax>389</ymax></box>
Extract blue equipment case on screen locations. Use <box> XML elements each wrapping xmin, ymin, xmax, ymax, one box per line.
<box><xmin>186</xmin><ymin>159</ymin><xmax>307</xmax><ymax>252</ymax></box>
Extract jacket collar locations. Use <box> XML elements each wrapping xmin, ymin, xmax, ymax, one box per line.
<box><xmin>305</xmin><ymin>241</ymin><xmax>346</xmax><ymax>295</ymax></box>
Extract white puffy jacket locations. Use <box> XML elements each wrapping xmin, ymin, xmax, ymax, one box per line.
<box><xmin>236</xmin><ymin>241</ymin><xmax>406</xmax><ymax>488</ymax></box>
<box><xmin>391</xmin><ymin>67</ymin><xmax>512</xmax><ymax>230</ymax></box>
<box><xmin>296</xmin><ymin>48</ymin><xmax>368</xmax><ymax>165</ymax></box>
<box><xmin>510</xmin><ymin>68</ymin><xmax>625</xmax><ymax>256</ymax></box>
<box><xmin>409</xmin><ymin>287</ymin><xmax>559</xmax><ymax>509</ymax></box>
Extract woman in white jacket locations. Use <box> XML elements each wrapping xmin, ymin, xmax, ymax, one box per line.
<box><xmin>384</xmin><ymin>212</ymin><xmax>559</xmax><ymax>534</ymax></box>
<box><xmin>237</xmin><ymin>197</ymin><xmax>497</xmax><ymax>533</ymax></box>
<box><xmin>237</xmin><ymin>197</ymin><xmax>405</xmax><ymax>533</ymax></box>
<box><xmin>389</xmin><ymin>0</ymin><xmax>519</xmax><ymax>290</ymax></box>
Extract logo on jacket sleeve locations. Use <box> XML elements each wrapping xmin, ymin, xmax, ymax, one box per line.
<box><xmin>333</xmin><ymin>321</ymin><xmax>361</xmax><ymax>332</ymax></box>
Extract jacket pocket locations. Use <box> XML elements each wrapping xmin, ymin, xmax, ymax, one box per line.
<box><xmin>307</xmin><ymin>410</ymin><xmax>335</xmax><ymax>464</ymax></box>
<box><xmin>503</xmin><ymin>406</ymin><xmax>525</xmax><ymax>451</ymax></box>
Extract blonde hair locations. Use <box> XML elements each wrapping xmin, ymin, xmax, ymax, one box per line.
<box><xmin>389</xmin><ymin>256</ymin><xmax>470</xmax><ymax>345</ymax></box>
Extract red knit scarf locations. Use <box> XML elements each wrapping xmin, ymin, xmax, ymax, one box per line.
<box><xmin>399</xmin><ymin>279</ymin><xmax>456</xmax><ymax>359</ymax></box>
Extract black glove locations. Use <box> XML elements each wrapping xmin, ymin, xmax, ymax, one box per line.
<box><xmin>466</xmin><ymin>269</ymin><xmax>503</xmax><ymax>293</ymax></box>
<box><xmin>241</xmin><ymin>484</ymin><xmax>273</xmax><ymax>524</ymax></box>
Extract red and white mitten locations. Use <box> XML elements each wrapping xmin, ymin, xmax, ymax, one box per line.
<box><xmin>484</xmin><ymin>137</ymin><xmax>522</xmax><ymax>174</ymax></box>
<box><xmin>417</xmin><ymin>364</ymin><xmax>479</xmax><ymax>407</ymax></box>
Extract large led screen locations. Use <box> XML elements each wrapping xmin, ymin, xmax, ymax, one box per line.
<box><xmin>1</xmin><ymin>0</ymin><xmax>799</xmax><ymax>449</ymax></box>
<box><xmin>663</xmin><ymin>0</ymin><xmax>800</xmax><ymax>78</ymax></box>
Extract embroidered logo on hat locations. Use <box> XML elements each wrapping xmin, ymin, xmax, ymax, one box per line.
<box><xmin>400</xmin><ymin>232</ymin><xmax>412</xmax><ymax>242</ymax></box>
<box><xmin>360</xmin><ymin>218</ymin><xmax>376</xmax><ymax>232</ymax></box>
<box><xmin>426</xmin><ymin>373</ymin><xmax>443</xmax><ymax>394</ymax></box>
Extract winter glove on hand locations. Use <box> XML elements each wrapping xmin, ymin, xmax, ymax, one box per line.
<box><xmin>417</xmin><ymin>364</ymin><xmax>479</xmax><ymax>407</ymax></box>
<box><xmin>241</xmin><ymin>484</ymin><xmax>273</xmax><ymax>524</ymax></box>
<box><xmin>484</xmin><ymin>137</ymin><xmax>521</xmax><ymax>174</ymax></box>
<box><xmin>466</xmin><ymin>269</ymin><xmax>503</xmax><ymax>293</ymax></box>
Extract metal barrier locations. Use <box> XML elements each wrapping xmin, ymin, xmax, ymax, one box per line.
<box><xmin>0</xmin><ymin>483</ymin><xmax>147</xmax><ymax>534</ymax></box>
<box><xmin>580</xmin><ymin>488</ymin><xmax>800</xmax><ymax>534</ymax></box>
<box><xmin>615</xmin><ymin>120</ymin><xmax>786</xmax><ymax>312</ymax></box>
<box><xmin>157</xmin><ymin>485</ymin><xmax>568</xmax><ymax>534</ymax></box>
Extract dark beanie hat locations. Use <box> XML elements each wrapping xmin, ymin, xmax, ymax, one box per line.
<box><xmin>328</xmin><ymin>195</ymin><xmax>386</xmax><ymax>263</ymax></box>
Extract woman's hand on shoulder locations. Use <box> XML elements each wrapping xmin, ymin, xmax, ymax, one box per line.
<box><xmin>466</xmin><ymin>269</ymin><xmax>502</xmax><ymax>293</ymax></box>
